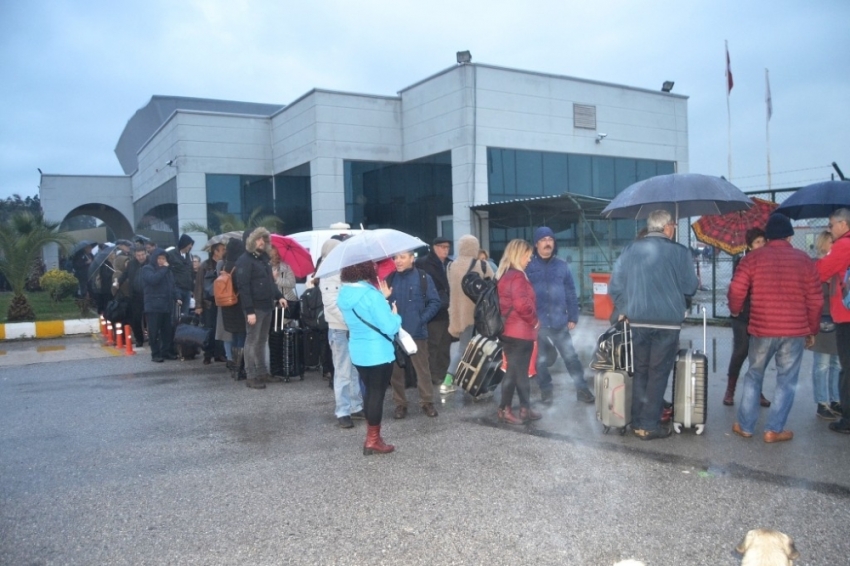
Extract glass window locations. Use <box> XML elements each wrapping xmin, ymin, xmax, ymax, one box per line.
<box><xmin>592</xmin><ymin>156</ymin><xmax>615</xmax><ymax>198</ymax></box>
<box><xmin>567</xmin><ymin>154</ymin><xmax>592</xmax><ymax>196</ymax></box>
<box><xmin>205</xmin><ymin>174</ymin><xmax>274</xmax><ymax>233</ymax></box>
<box><xmin>488</xmin><ymin>150</ymin><xmax>504</xmax><ymax>195</ymax></box>
<box><xmin>274</xmin><ymin>163</ymin><xmax>312</xmax><ymax>234</ymax></box>
<box><xmin>515</xmin><ymin>150</ymin><xmax>542</xmax><ymax>196</ymax></box>
<box><xmin>636</xmin><ymin>159</ymin><xmax>657</xmax><ymax>181</ymax></box>
<box><xmin>135</xmin><ymin>177</ymin><xmax>178</xmax><ymax>246</ymax></box>
<box><xmin>614</xmin><ymin>158</ymin><xmax>637</xmax><ymax>193</ymax></box>
<box><xmin>542</xmin><ymin>151</ymin><xmax>568</xmax><ymax>196</ymax></box>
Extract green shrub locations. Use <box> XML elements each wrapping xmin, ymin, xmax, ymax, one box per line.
<box><xmin>39</xmin><ymin>269</ymin><xmax>79</xmax><ymax>302</ymax></box>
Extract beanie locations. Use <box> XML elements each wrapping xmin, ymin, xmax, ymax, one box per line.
<box><xmin>764</xmin><ymin>213</ymin><xmax>794</xmax><ymax>240</ymax></box>
<box><xmin>533</xmin><ymin>226</ymin><xmax>555</xmax><ymax>244</ymax></box>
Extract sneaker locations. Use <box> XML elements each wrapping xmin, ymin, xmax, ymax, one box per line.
<box><xmin>440</xmin><ymin>383</ymin><xmax>457</xmax><ymax>394</ymax></box>
<box><xmin>576</xmin><ymin>388</ymin><xmax>595</xmax><ymax>404</ymax></box>
<box><xmin>337</xmin><ymin>416</ymin><xmax>354</xmax><ymax>429</ymax></box>
<box><xmin>828</xmin><ymin>419</ymin><xmax>850</xmax><ymax>434</ymax></box>
<box><xmin>350</xmin><ymin>410</ymin><xmax>366</xmax><ymax>420</ymax></box>
<box><xmin>817</xmin><ymin>403</ymin><xmax>839</xmax><ymax>421</ymax></box>
<box><xmin>830</xmin><ymin>402</ymin><xmax>843</xmax><ymax>416</ymax></box>
<box><xmin>634</xmin><ymin>424</ymin><xmax>672</xmax><ymax>440</ymax></box>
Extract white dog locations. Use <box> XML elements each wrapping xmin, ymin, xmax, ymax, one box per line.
<box><xmin>736</xmin><ymin>529</ymin><xmax>799</xmax><ymax>566</ymax></box>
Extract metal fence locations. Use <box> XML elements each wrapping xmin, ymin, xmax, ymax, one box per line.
<box><xmin>681</xmin><ymin>188</ymin><xmax>828</xmax><ymax>321</ymax></box>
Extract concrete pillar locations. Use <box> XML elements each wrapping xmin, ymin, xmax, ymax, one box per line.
<box><xmin>311</xmin><ymin>157</ymin><xmax>346</xmax><ymax>230</ymax></box>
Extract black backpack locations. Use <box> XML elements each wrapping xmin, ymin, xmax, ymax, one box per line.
<box><xmin>473</xmin><ymin>277</ymin><xmax>509</xmax><ymax>338</ymax></box>
<box><xmin>300</xmin><ymin>285</ymin><xmax>327</xmax><ymax>330</ymax></box>
<box><xmin>461</xmin><ymin>259</ymin><xmax>490</xmax><ymax>302</ymax></box>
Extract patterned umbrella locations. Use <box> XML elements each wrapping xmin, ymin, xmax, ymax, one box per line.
<box><xmin>269</xmin><ymin>233</ymin><xmax>314</xmax><ymax>279</ymax></box>
<box><xmin>691</xmin><ymin>197</ymin><xmax>778</xmax><ymax>255</ymax></box>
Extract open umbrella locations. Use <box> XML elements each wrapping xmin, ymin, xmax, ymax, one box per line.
<box><xmin>87</xmin><ymin>244</ymin><xmax>116</xmax><ymax>281</ymax></box>
<box><xmin>774</xmin><ymin>180</ymin><xmax>850</xmax><ymax>219</ymax></box>
<box><xmin>269</xmin><ymin>234</ymin><xmax>314</xmax><ymax>278</ymax></box>
<box><xmin>315</xmin><ymin>229</ymin><xmax>426</xmax><ymax>278</ymax></box>
<box><xmin>601</xmin><ymin>173</ymin><xmax>752</xmax><ymax>220</ymax></box>
<box><xmin>202</xmin><ymin>230</ymin><xmax>242</xmax><ymax>251</ymax></box>
<box><xmin>69</xmin><ymin>240</ymin><xmax>96</xmax><ymax>257</ymax></box>
<box><xmin>691</xmin><ymin>197</ymin><xmax>778</xmax><ymax>255</ymax></box>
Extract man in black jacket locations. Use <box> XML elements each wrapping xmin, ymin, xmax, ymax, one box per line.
<box><xmin>168</xmin><ymin>234</ymin><xmax>195</xmax><ymax>317</ymax></box>
<box><xmin>235</xmin><ymin>227</ymin><xmax>287</xmax><ymax>389</ymax></box>
<box><xmin>117</xmin><ymin>246</ymin><xmax>148</xmax><ymax>348</ymax></box>
<box><xmin>415</xmin><ymin>237</ymin><xmax>453</xmax><ymax>388</ymax></box>
<box><xmin>194</xmin><ymin>242</ymin><xmax>227</xmax><ymax>364</ymax></box>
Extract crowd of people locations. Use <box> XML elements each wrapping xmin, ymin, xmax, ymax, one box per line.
<box><xmin>92</xmin><ymin>207</ymin><xmax>850</xmax><ymax>454</ymax></box>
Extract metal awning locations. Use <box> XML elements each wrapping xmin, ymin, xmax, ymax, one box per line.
<box><xmin>470</xmin><ymin>193</ymin><xmax>611</xmax><ymax>230</ymax></box>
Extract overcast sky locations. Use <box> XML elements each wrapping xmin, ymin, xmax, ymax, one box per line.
<box><xmin>1</xmin><ymin>0</ymin><xmax>848</xmax><ymax>206</ymax></box>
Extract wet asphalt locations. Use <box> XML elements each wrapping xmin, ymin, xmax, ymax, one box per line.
<box><xmin>1</xmin><ymin>318</ymin><xmax>849</xmax><ymax>566</ymax></box>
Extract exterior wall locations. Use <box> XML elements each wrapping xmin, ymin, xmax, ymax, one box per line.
<box><xmin>271</xmin><ymin>90</ymin><xmax>402</xmax><ymax>229</ymax></box>
<box><xmin>136</xmin><ymin>111</ymin><xmax>274</xmax><ymax>247</ymax></box>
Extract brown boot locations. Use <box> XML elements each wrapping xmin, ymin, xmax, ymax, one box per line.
<box><xmin>760</xmin><ymin>393</ymin><xmax>771</xmax><ymax>408</ymax></box>
<box><xmin>363</xmin><ymin>425</ymin><xmax>395</xmax><ymax>455</ymax></box>
<box><xmin>723</xmin><ymin>375</ymin><xmax>737</xmax><ymax>406</ymax></box>
<box><xmin>497</xmin><ymin>406</ymin><xmax>525</xmax><ymax>425</ymax></box>
<box><xmin>519</xmin><ymin>407</ymin><xmax>542</xmax><ymax>422</ymax></box>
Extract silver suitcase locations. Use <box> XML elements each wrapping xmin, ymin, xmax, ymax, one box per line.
<box><xmin>595</xmin><ymin>370</ymin><xmax>632</xmax><ymax>434</ymax></box>
<box><xmin>672</xmin><ymin>307</ymin><xmax>708</xmax><ymax>435</ymax></box>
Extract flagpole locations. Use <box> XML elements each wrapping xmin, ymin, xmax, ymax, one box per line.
<box><xmin>765</xmin><ymin>68</ymin><xmax>772</xmax><ymax>191</ymax></box>
<box><xmin>726</xmin><ymin>40</ymin><xmax>733</xmax><ymax>180</ymax></box>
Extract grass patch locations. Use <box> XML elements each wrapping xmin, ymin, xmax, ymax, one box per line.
<box><xmin>0</xmin><ymin>291</ymin><xmax>94</xmax><ymax>323</ymax></box>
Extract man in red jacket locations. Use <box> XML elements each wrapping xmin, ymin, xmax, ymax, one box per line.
<box><xmin>816</xmin><ymin>207</ymin><xmax>850</xmax><ymax>434</ymax></box>
<box><xmin>728</xmin><ymin>213</ymin><xmax>823</xmax><ymax>443</ymax></box>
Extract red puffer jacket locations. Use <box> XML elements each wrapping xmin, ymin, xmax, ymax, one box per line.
<box><xmin>498</xmin><ymin>269</ymin><xmax>538</xmax><ymax>341</ymax></box>
<box><xmin>728</xmin><ymin>240</ymin><xmax>823</xmax><ymax>337</ymax></box>
<box><xmin>816</xmin><ymin>230</ymin><xmax>850</xmax><ymax>323</ymax></box>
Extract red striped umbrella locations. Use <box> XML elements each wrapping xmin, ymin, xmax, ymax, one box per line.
<box><xmin>691</xmin><ymin>197</ymin><xmax>778</xmax><ymax>255</ymax></box>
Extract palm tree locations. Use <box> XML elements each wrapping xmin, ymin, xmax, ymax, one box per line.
<box><xmin>182</xmin><ymin>207</ymin><xmax>284</xmax><ymax>237</ymax></box>
<box><xmin>0</xmin><ymin>211</ymin><xmax>72</xmax><ymax>320</ymax></box>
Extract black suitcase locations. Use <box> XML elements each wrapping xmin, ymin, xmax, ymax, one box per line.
<box><xmin>672</xmin><ymin>307</ymin><xmax>708</xmax><ymax>435</ymax></box>
<box><xmin>269</xmin><ymin>308</ymin><xmax>305</xmax><ymax>381</ymax></box>
<box><xmin>454</xmin><ymin>334</ymin><xmax>504</xmax><ymax>397</ymax></box>
<box><xmin>302</xmin><ymin>327</ymin><xmax>324</xmax><ymax>370</ymax></box>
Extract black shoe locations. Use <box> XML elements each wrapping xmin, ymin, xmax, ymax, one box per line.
<box><xmin>576</xmin><ymin>388</ymin><xmax>595</xmax><ymax>404</ymax></box>
<box><xmin>393</xmin><ymin>406</ymin><xmax>408</xmax><ymax>420</ymax></box>
<box><xmin>164</xmin><ymin>354</ymin><xmax>178</xmax><ymax>360</ymax></box>
<box><xmin>338</xmin><ymin>416</ymin><xmax>354</xmax><ymax>428</ymax></box>
<box><xmin>817</xmin><ymin>403</ymin><xmax>839</xmax><ymax>421</ymax></box>
<box><xmin>831</xmin><ymin>402</ymin><xmax>843</xmax><ymax>415</ymax></box>
<box><xmin>635</xmin><ymin>425</ymin><xmax>672</xmax><ymax>440</ymax></box>
<box><xmin>261</xmin><ymin>374</ymin><xmax>284</xmax><ymax>383</ymax></box>
<box><xmin>828</xmin><ymin>420</ymin><xmax>850</xmax><ymax>434</ymax></box>
<box><xmin>350</xmin><ymin>410</ymin><xmax>366</xmax><ymax>420</ymax></box>
<box><xmin>541</xmin><ymin>389</ymin><xmax>554</xmax><ymax>405</ymax></box>
<box><xmin>152</xmin><ymin>357</ymin><xmax>164</xmax><ymax>363</ymax></box>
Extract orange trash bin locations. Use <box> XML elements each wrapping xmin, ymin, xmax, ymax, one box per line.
<box><xmin>589</xmin><ymin>272</ymin><xmax>614</xmax><ymax>321</ymax></box>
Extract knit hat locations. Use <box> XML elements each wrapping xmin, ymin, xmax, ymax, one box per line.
<box><xmin>764</xmin><ymin>213</ymin><xmax>794</xmax><ymax>240</ymax></box>
<box><xmin>533</xmin><ymin>226</ymin><xmax>555</xmax><ymax>244</ymax></box>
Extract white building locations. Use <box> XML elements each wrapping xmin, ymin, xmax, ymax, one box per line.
<box><xmin>40</xmin><ymin>61</ymin><xmax>688</xmax><ymax>299</ymax></box>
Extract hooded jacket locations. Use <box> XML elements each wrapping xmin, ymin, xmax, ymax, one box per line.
<box><xmin>337</xmin><ymin>281</ymin><xmax>402</xmax><ymax>367</ymax></box>
<box><xmin>234</xmin><ymin>227</ymin><xmax>281</xmax><ymax>315</ymax></box>
<box><xmin>816</xmin><ymin>229</ymin><xmax>850</xmax><ymax>323</ymax></box>
<box><xmin>415</xmin><ymin>247</ymin><xmax>451</xmax><ymax>321</ymax></box>
<box><xmin>729</xmin><ymin>239</ymin><xmax>823</xmax><ymax>337</ymax></box>
<box><xmin>609</xmin><ymin>232</ymin><xmax>699</xmax><ymax>328</ymax></box>
<box><xmin>526</xmin><ymin>235</ymin><xmax>580</xmax><ymax>329</ymax></box>
<box><xmin>446</xmin><ymin>235</ymin><xmax>494</xmax><ymax>337</ymax></box>
<box><xmin>220</xmin><ymin>238</ymin><xmax>246</xmax><ymax>334</ymax></box>
<box><xmin>319</xmin><ymin>239</ymin><xmax>347</xmax><ymax>330</ymax></box>
<box><xmin>141</xmin><ymin>248</ymin><xmax>178</xmax><ymax>313</ymax></box>
<box><xmin>166</xmin><ymin>247</ymin><xmax>194</xmax><ymax>291</ymax></box>
<box><xmin>387</xmin><ymin>266</ymin><xmax>441</xmax><ymax>340</ymax></box>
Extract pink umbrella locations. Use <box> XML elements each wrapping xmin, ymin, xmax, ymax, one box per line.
<box><xmin>269</xmin><ymin>234</ymin><xmax>314</xmax><ymax>279</ymax></box>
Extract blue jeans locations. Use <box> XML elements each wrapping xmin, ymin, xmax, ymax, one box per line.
<box><xmin>812</xmin><ymin>351</ymin><xmax>841</xmax><ymax>405</ymax></box>
<box><xmin>178</xmin><ymin>288</ymin><xmax>192</xmax><ymax>317</ymax></box>
<box><xmin>736</xmin><ymin>336</ymin><xmax>804</xmax><ymax>434</ymax></box>
<box><xmin>631</xmin><ymin>326</ymin><xmax>680</xmax><ymax>431</ymax></box>
<box><xmin>329</xmin><ymin>329</ymin><xmax>363</xmax><ymax>418</ymax></box>
<box><xmin>536</xmin><ymin>326</ymin><xmax>591</xmax><ymax>393</ymax></box>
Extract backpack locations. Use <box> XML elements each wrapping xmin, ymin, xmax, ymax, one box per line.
<box><xmin>473</xmin><ymin>277</ymin><xmax>509</xmax><ymax>338</ymax></box>
<box><xmin>461</xmin><ymin>259</ymin><xmax>490</xmax><ymax>302</ymax></box>
<box><xmin>300</xmin><ymin>285</ymin><xmax>327</xmax><ymax>330</ymax></box>
<box><xmin>213</xmin><ymin>268</ymin><xmax>238</xmax><ymax>307</ymax></box>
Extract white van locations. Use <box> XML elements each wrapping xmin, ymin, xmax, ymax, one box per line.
<box><xmin>287</xmin><ymin>223</ymin><xmax>363</xmax><ymax>290</ymax></box>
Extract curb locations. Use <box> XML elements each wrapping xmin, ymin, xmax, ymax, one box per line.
<box><xmin>0</xmin><ymin>318</ymin><xmax>100</xmax><ymax>341</ymax></box>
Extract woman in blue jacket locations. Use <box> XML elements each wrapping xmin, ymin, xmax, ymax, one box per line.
<box><xmin>337</xmin><ymin>260</ymin><xmax>401</xmax><ymax>456</ymax></box>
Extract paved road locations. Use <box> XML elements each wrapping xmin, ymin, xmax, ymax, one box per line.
<box><xmin>1</xmin><ymin>321</ymin><xmax>849</xmax><ymax>565</ymax></box>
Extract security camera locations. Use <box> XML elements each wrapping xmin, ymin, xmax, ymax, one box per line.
<box><xmin>596</xmin><ymin>133</ymin><xmax>607</xmax><ymax>144</ymax></box>
<box><xmin>166</xmin><ymin>159</ymin><xmax>174</xmax><ymax>167</ymax></box>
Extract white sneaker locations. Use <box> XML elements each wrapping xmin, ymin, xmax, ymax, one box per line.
<box><xmin>440</xmin><ymin>383</ymin><xmax>457</xmax><ymax>394</ymax></box>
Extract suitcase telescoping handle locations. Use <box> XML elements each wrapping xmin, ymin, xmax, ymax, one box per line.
<box><xmin>700</xmin><ymin>305</ymin><xmax>707</xmax><ymax>355</ymax></box>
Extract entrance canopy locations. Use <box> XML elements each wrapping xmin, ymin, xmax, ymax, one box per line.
<box><xmin>470</xmin><ymin>192</ymin><xmax>611</xmax><ymax>232</ymax></box>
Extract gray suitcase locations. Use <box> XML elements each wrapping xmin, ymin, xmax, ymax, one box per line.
<box><xmin>595</xmin><ymin>370</ymin><xmax>632</xmax><ymax>434</ymax></box>
<box><xmin>672</xmin><ymin>306</ymin><xmax>708</xmax><ymax>435</ymax></box>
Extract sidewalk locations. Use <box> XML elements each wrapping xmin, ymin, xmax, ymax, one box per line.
<box><xmin>0</xmin><ymin>318</ymin><xmax>100</xmax><ymax>340</ymax></box>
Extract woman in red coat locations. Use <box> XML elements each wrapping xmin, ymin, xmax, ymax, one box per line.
<box><xmin>496</xmin><ymin>239</ymin><xmax>541</xmax><ymax>425</ymax></box>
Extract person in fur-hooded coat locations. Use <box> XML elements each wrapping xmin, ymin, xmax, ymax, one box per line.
<box><xmin>443</xmin><ymin>235</ymin><xmax>495</xmax><ymax>386</ymax></box>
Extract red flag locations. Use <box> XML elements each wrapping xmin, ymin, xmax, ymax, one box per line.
<box><xmin>725</xmin><ymin>41</ymin><xmax>734</xmax><ymax>94</ymax></box>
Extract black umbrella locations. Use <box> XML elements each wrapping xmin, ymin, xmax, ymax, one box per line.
<box><xmin>69</xmin><ymin>240</ymin><xmax>96</xmax><ymax>257</ymax></box>
<box><xmin>774</xmin><ymin>180</ymin><xmax>850</xmax><ymax>219</ymax></box>
<box><xmin>87</xmin><ymin>244</ymin><xmax>116</xmax><ymax>281</ymax></box>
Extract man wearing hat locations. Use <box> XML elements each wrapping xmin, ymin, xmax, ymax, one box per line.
<box><xmin>526</xmin><ymin>226</ymin><xmax>595</xmax><ymax>405</ymax></box>
<box><xmin>728</xmin><ymin>213</ymin><xmax>822</xmax><ymax>443</ymax></box>
<box><xmin>415</xmin><ymin>237</ymin><xmax>453</xmax><ymax>390</ymax></box>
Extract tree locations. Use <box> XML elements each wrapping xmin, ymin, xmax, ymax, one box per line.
<box><xmin>0</xmin><ymin>194</ymin><xmax>41</xmax><ymax>224</ymax></box>
<box><xmin>182</xmin><ymin>207</ymin><xmax>284</xmax><ymax>238</ymax></box>
<box><xmin>0</xmin><ymin>211</ymin><xmax>72</xmax><ymax>320</ymax></box>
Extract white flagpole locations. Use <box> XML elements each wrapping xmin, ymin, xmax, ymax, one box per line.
<box><xmin>765</xmin><ymin>68</ymin><xmax>773</xmax><ymax>191</ymax></box>
<box><xmin>726</xmin><ymin>41</ymin><xmax>733</xmax><ymax>180</ymax></box>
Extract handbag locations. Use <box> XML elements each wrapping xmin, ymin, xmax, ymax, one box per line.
<box><xmin>820</xmin><ymin>314</ymin><xmax>836</xmax><ymax>334</ymax></box>
<box><xmin>396</xmin><ymin>327</ymin><xmax>418</xmax><ymax>356</ymax></box>
<box><xmin>174</xmin><ymin>312</ymin><xmax>209</xmax><ymax>348</ymax></box>
<box><xmin>589</xmin><ymin>318</ymin><xmax>633</xmax><ymax>373</ymax></box>
<box><xmin>353</xmin><ymin>309</ymin><xmax>408</xmax><ymax>368</ymax></box>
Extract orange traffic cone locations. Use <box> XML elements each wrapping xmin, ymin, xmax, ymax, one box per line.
<box><xmin>106</xmin><ymin>321</ymin><xmax>114</xmax><ymax>346</ymax></box>
<box><xmin>115</xmin><ymin>323</ymin><xmax>124</xmax><ymax>349</ymax></box>
<box><xmin>125</xmin><ymin>328</ymin><xmax>136</xmax><ymax>356</ymax></box>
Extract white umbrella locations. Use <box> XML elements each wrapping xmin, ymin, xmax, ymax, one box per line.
<box><xmin>315</xmin><ymin>229</ymin><xmax>426</xmax><ymax>278</ymax></box>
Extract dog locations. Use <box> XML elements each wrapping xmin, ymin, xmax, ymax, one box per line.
<box><xmin>736</xmin><ymin>529</ymin><xmax>799</xmax><ymax>566</ymax></box>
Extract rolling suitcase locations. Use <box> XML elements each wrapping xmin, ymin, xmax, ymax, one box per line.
<box><xmin>454</xmin><ymin>334</ymin><xmax>504</xmax><ymax>397</ymax></box>
<box><xmin>672</xmin><ymin>306</ymin><xmax>708</xmax><ymax>435</ymax></box>
<box><xmin>302</xmin><ymin>327</ymin><xmax>324</xmax><ymax>371</ymax></box>
<box><xmin>592</xmin><ymin>319</ymin><xmax>633</xmax><ymax>434</ymax></box>
<box><xmin>269</xmin><ymin>308</ymin><xmax>305</xmax><ymax>382</ymax></box>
